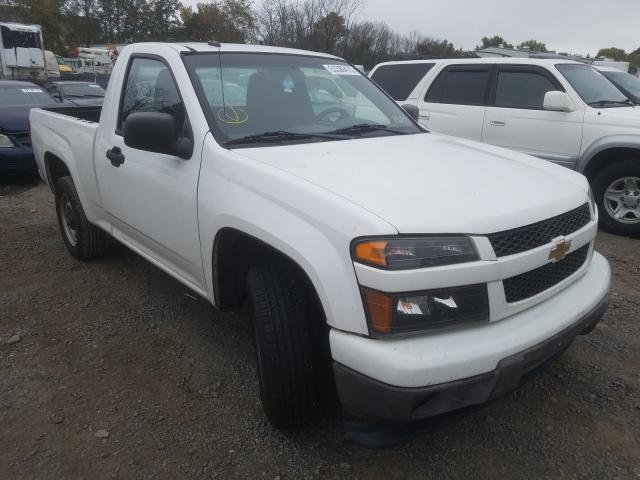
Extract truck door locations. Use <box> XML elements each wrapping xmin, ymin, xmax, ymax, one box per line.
<box><xmin>416</xmin><ymin>64</ymin><xmax>490</xmax><ymax>141</ymax></box>
<box><xmin>482</xmin><ymin>65</ymin><xmax>583</xmax><ymax>168</ymax></box>
<box><xmin>94</xmin><ymin>55</ymin><xmax>206</xmax><ymax>290</ymax></box>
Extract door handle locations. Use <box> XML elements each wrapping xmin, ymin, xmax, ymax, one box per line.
<box><xmin>419</xmin><ymin>114</ymin><xmax>430</xmax><ymax>120</ymax></box>
<box><xmin>490</xmin><ymin>120</ymin><xmax>506</xmax><ymax>126</ymax></box>
<box><xmin>106</xmin><ymin>147</ymin><xmax>125</xmax><ymax>167</ymax></box>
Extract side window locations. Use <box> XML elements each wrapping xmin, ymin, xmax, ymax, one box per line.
<box><xmin>425</xmin><ymin>66</ymin><xmax>489</xmax><ymax>106</ymax></box>
<box><xmin>495</xmin><ymin>70</ymin><xmax>557</xmax><ymax>109</ymax></box>
<box><xmin>371</xmin><ymin>63</ymin><xmax>435</xmax><ymax>101</ymax></box>
<box><xmin>119</xmin><ymin>57</ymin><xmax>185</xmax><ymax>131</ymax></box>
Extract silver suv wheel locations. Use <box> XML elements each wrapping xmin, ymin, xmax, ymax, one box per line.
<box><xmin>603</xmin><ymin>176</ymin><xmax>640</xmax><ymax>225</ymax></box>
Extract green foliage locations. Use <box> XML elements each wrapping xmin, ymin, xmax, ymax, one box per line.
<box><xmin>415</xmin><ymin>38</ymin><xmax>464</xmax><ymax>58</ymax></box>
<box><xmin>180</xmin><ymin>0</ymin><xmax>255</xmax><ymax>43</ymax></box>
<box><xmin>11</xmin><ymin>0</ymin><xmax>68</xmax><ymax>53</ymax></box>
<box><xmin>517</xmin><ymin>39</ymin><xmax>547</xmax><ymax>53</ymax></box>
<box><xmin>596</xmin><ymin>47</ymin><xmax>628</xmax><ymax>61</ymax></box>
<box><xmin>478</xmin><ymin>35</ymin><xmax>513</xmax><ymax>50</ymax></box>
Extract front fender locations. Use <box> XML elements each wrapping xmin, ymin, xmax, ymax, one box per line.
<box><xmin>578</xmin><ymin>135</ymin><xmax>640</xmax><ymax>173</ymax></box>
<box><xmin>197</xmin><ymin>136</ymin><xmax>398</xmax><ymax>335</ymax></box>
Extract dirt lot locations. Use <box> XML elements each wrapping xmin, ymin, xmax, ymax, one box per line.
<box><xmin>1</xmin><ymin>178</ymin><xmax>639</xmax><ymax>480</ymax></box>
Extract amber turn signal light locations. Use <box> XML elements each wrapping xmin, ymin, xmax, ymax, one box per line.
<box><xmin>362</xmin><ymin>288</ymin><xmax>393</xmax><ymax>334</ymax></box>
<box><xmin>354</xmin><ymin>240</ymin><xmax>388</xmax><ymax>267</ymax></box>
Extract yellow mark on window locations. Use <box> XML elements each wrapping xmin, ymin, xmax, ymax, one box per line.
<box><xmin>218</xmin><ymin>106</ymin><xmax>248</xmax><ymax>124</ymax></box>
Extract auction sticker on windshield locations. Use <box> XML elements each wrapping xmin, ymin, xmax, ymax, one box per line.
<box><xmin>21</xmin><ymin>88</ymin><xmax>44</xmax><ymax>93</ymax></box>
<box><xmin>323</xmin><ymin>64</ymin><xmax>360</xmax><ymax>76</ymax></box>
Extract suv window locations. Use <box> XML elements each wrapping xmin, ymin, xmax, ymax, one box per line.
<box><xmin>425</xmin><ymin>66</ymin><xmax>489</xmax><ymax>106</ymax></box>
<box><xmin>371</xmin><ymin>63</ymin><xmax>435</xmax><ymax>101</ymax></box>
<box><xmin>119</xmin><ymin>57</ymin><xmax>185</xmax><ymax>131</ymax></box>
<box><xmin>495</xmin><ymin>69</ymin><xmax>557</xmax><ymax>109</ymax></box>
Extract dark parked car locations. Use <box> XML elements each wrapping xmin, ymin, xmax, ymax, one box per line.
<box><xmin>44</xmin><ymin>81</ymin><xmax>106</xmax><ymax>106</ymax></box>
<box><xmin>597</xmin><ymin>66</ymin><xmax>640</xmax><ymax>104</ymax></box>
<box><xmin>0</xmin><ymin>80</ymin><xmax>64</xmax><ymax>174</ymax></box>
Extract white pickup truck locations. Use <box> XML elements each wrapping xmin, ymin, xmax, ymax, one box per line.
<box><xmin>370</xmin><ymin>58</ymin><xmax>640</xmax><ymax>237</ymax></box>
<box><xmin>30</xmin><ymin>42</ymin><xmax>610</xmax><ymax>447</ymax></box>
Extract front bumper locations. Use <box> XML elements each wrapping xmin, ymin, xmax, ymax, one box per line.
<box><xmin>336</xmin><ymin>295</ymin><xmax>607</xmax><ymax>420</ymax></box>
<box><xmin>331</xmin><ymin>252</ymin><xmax>610</xmax><ymax>444</ymax></box>
<box><xmin>0</xmin><ymin>148</ymin><xmax>37</xmax><ymax>173</ymax></box>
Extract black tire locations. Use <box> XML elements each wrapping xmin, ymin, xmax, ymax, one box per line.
<box><xmin>55</xmin><ymin>176</ymin><xmax>107</xmax><ymax>260</ymax></box>
<box><xmin>246</xmin><ymin>261</ymin><xmax>328</xmax><ymax>429</ymax></box>
<box><xmin>592</xmin><ymin>160</ymin><xmax>640</xmax><ymax>237</ymax></box>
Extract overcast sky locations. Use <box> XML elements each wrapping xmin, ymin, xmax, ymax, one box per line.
<box><xmin>183</xmin><ymin>0</ymin><xmax>640</xmax><ymax>56</ymax></box>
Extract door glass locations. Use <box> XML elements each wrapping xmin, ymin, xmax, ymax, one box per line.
<box><xmin>425</xmin><ymin>67</ymin><xmax>489</xmax><ymax>106</ymax></box>
<box><xmin>119</xmin><ymin>57</ymin><xmax>185</xmax><ymax>131</ymax></box>
<box><xmin>371</xmin><ymin>63</ymin><xmax>435</xmax><ymax>101</ymax></box>
<box><xmin>495</xmin><ymin>71</ymin><xmax>556</xmax><ymax>109</ymax></box>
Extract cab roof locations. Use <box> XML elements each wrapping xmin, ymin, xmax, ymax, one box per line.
<box><xmin>122</xmin><ymin>42</ymin><xmax>344</xmax><ymax>60</ymax></box>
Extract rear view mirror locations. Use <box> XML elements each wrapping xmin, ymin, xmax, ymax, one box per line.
<box><xmin>402</xmin><ymin>104</ymin><xmax>420</xmax><ymax>122</ymax></box>
<box><xmin>123</xmin><ymin>112</ymin><xmax>191</xmax><ymax>159</ymax></box>
<box><xmin>543</xmin><ymin>91</ymin><xmax>573</xmax><ymax>112</ymax></box>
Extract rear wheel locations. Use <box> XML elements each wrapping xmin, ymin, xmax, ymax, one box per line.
<box><xmin>592</xmin><ymin>161</ymin><xmax>640</xmax><ymax>237</ymax></box>
<box><xmin>55</xmin><ymin>176</ymin><xmax>107</xmax><ymax>260</ymax></box>
<box><xmin>246</xmin><ymin>261</ymin><xmax>328</xmax><ymax>429</ymax></box>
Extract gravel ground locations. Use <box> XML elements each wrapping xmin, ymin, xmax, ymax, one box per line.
<box><xmin>1</xmin><ymin>178</ymin><xmax>639</xmax><ymax>480</ymax></box>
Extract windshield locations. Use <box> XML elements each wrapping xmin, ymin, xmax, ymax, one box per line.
<box><xmin>556</xmin><ymin>64</ymin><xmax>630</xmax><ymax>107</ymax></box>
<box><xmin>61</xmin><ymin>83</ymin><xmax>105</xmax><ymax>98</ymax></box>
<box><xmin>0</xmin><ymin>26</ymin><xmax>42</xmax><ymax>49</ymax></box>
<box><xmin>601</xmin><ymin>70</ymin><xmax>640</xmax><ymax>100</ymax></box>
<box><xmin>0</xmin><ymin>85</ymin><xmax>53</xmax><ymax>106</ymax></box>
<box><xmin>184</xmin><ymin>53</ymin><xmax>422</xmax><ymax>147</ymax></box>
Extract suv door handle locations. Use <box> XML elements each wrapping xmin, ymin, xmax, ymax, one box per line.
<box><xmin>490</xmin><ymin>120</ymin><xmax>506</xmax><ymax>126</ymax></box>
<box><xmin>419</xmin><ymin>114</ymin><xmax>430</xmax><ymax>120</ymax></box>
<box><xmin>106</xmin><ymin>147</ymin><xmax>125</xmax><ymax>167</ymax></box>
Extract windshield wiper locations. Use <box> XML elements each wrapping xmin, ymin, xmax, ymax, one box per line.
<box><xmin>588</xmin><ymin>99</ymin><xmax>634</xmax><ymax>107</ymax></box>
<box><xmin>223</xmin><ymin>130</ymin><xmax>347</xmax><ymax>146</ymax></box>
<box><xmin>325</xmin><ymin>123</ymin><xmax>407</xmax><ymax>136</ymax></box>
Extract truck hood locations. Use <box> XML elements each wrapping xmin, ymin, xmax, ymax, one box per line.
<box><xmin>235</xmin><ymin>133</ymin><xmax>589</xmax><ymax>234</ymax></box>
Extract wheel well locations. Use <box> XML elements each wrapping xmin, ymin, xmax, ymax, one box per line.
<box><xmin>44</xmin><ymin>153</ymin><xmax>71</xmax><ymax>193</ymax></box>
<box><xmin>213</xmin><ymin>228</ymin><xmax>325</xmax><ymax>318</ymax></box>
<box><xmin>583</xmin><ymin>147</ymin><xmax>640</xmax><ymax>180</ymax></box>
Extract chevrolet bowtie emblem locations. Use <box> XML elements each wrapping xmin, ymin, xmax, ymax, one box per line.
<box><xmin>548</xmin><ymin>238</ymin><xmax>572</xmax><ymax>262</ymax></box>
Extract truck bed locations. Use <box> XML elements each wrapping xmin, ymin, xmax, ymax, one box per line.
<box><xmin>40</xmin><ymin>105</ymin><xmax>102</xmax><ymax>123</ymax></box>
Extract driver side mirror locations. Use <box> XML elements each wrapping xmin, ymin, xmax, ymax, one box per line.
<box><xmin>543</xmin><ymin>91</ymin><xmax>574</xmax><ymax>112</ymax></box>
<box><xmin>51</xmin><ymin>92</ymin><xmax>62</xmax><ymax>102</ymax></box>
<box><xmin>123</xmin><ymin>112</ymin><xmax>193</xmax><ymax>159</ymax></box>
<box><xmin>401</xmin><ymin>104</ymin><xmax>420</xmax><ymax>122</ymax></box>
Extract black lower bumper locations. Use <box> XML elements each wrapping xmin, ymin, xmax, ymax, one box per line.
<box><xmin>335</xmin><ymin>296</ymin><xmax>609</xmax><ymax>448</ymax></box>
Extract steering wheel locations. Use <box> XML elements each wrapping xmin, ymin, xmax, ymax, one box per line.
<box><xmin>316</xmin><ymin>107</ymin><xmax>351</xmax><ymax>124</ymax></box>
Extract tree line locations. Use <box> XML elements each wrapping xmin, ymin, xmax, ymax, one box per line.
<box><xmin>2</xmin><ymin>0</ymin><xmax>638</xmax><ymax>71</ymax></box>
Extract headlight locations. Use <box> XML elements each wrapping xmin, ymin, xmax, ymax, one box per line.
<box><xmin>0</xmin><ymin>134</ymin><xmax>15</xmax><ymax>148</ymax></box>
<box><xmin>353</xmin><ymin>236</ymin><xmax>478</xmax><ymax>270</ymax></box>
<box><xmin>362</xmin><ymin>284</ymin><xmax>489</xmax><ymax>336</ymax></box>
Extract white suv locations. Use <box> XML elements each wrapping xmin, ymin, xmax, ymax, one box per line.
<box><xmin>370</xmin><ymin>58</ymin><xmax>640</xmax><ymax>237</ymax></box>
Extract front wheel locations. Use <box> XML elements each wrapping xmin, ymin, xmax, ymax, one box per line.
<box><xmin>592</xmin><ymin>161</ymin><xmax>640</xmax><ymax>237</ymax></box>
<box><xmin>246</xmin><ymin>261</ymin><xmax>328</xmax><ymax>429</ymax></box>
<box><xmin>55</xmin><ymin>176</ymin><xmax>107</xmax><ymax>260</ymax></box>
